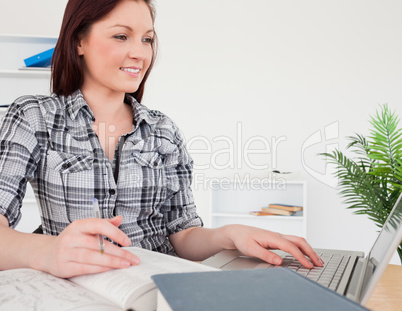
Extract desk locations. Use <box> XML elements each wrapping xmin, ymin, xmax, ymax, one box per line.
<box><xmin>366</xmin><ymin>264</ymin><xmax>402</xmax><ymax>311</ymax></box>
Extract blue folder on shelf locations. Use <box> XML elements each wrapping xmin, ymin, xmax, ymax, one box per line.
<box><xmin>23</xmin><ymin>47</ymin><xmax>55</xmax><ymax>67</ymax></box>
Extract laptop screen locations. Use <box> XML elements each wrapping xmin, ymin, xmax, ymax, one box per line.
<box><xmin>369</xmin><ymin>194</ymin><xmax>402</xmax><ymax>266</ymax></box>
<box><xmin>360</xmin><ymin>193</ymin><xmax>402</xmax><ymax>303</ymax></box>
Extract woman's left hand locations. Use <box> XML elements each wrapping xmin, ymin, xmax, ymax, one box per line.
<box><xmin>223</xmin><ymin>224</ymin><xmax>323</xmax><ymax>269</ymax></box>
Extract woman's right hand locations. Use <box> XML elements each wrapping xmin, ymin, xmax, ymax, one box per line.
<box><xmin>35</xmin><ymin>216</ymin><xmax>140</xmax><ymax>278</ymax></box>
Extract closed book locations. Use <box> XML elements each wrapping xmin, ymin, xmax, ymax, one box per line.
<box><xmin>268</xmin><ymin>203</ymin><xmax>303</xmax><ymax>212</ymax></box>
<box><xmin>23</xmin><ymin>47</ymin><xmax>55</xmax><ymax>67</ymax></box>
<box><xmin>152</xmin><ymin>268</ymin><xmax>369</xmax><ymax>311</ymax></box>
<box><xmin>248</xmin><ymin>211</ymin><xmax>275</xmax><ymax>216</ymax></box>
<box><xmin>261</xmin><ymin>207</ymin><xmax>295</xmax><ymax>216</ymax></box>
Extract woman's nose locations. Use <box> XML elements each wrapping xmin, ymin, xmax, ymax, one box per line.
<box><xmin>128</xmin><ymin>39</ymin><xmax>149</xmax><ymax>60</ymax></box>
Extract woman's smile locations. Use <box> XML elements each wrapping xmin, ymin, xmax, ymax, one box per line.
<box><xmin>120</xmin><ymin>66</ymin><xmax>141</xmax><ymax>77</ymax></box>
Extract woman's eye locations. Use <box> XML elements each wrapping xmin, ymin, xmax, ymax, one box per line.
<box><xmin>114</xmin><ymin>35</ymin><xmax>128</xmax><ymax>41</ymax></box>
<box><xmin>142</xmin><ymin>37</ymin><xmax>154</xmax><ymax>44</ymax></box>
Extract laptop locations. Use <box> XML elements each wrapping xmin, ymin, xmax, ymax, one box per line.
<box><xmin>201</xmin><ymin>193</ymin><xmax>402</xmax><ymax>306</ymax></box>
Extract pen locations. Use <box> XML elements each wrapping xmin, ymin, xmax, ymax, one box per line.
<box><xmin>92</xmin><ymin>198</ymin><xmax>105</xmax><ymax>255</ymax></box>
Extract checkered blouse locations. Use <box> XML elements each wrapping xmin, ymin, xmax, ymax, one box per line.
<box><xmin>0</xmin><ymin>90</ymin><xmax>202</xmax><ymax>254</ymax></box>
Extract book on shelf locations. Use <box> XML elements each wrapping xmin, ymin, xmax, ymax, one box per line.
<box><xmin>249</xmin><ymin>204</ymin><xmax>303</xmax><ymax>217</ymax></box>
<box><xmin>151</xmin><ymin>268</ymin><xmax>369</xmax><ymax>311</ymax></box>
<box><xmin>0</xmin><ymin>247</ymin><xmax>218</xmax><ymax>311</ymax></box>
<box><xmin>23</xmin><ymin>47</ymin><xmax>55</xmax><ymax>67</ymax></box>
<box><xmin>248</xmin><ymin>211</ymin><xmax>276</xmax><ymax>216</ymax></box>
<box><xmin>268</xmin><ymin>203</ymin><xmax>303</xmax><ymax>212</ymax></box>
<box><xmin>261</xmin><ymin>207</ymin><xmax>296</xmax><ymax>216</ymax></box>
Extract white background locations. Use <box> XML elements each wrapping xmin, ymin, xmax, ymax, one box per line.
<box><xmin>1</xmin><ymin>0</ymin><xmax>401</xmax><ymax>264</ymax></box>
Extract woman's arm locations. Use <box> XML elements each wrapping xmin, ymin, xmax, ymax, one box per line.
<box><xmin>0</xmin><ymin>214</ymin><xmax>139</xmax><ymax>278</ymax></box>
<box><xmin>169</xmin><ymin>224</ymin><xmax>323</xmax><ymax>269</ymax></box>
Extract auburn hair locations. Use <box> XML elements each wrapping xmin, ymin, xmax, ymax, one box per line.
<box><xmin>51</xmin><ymin>0</ymin><xmax>157</xmax><ymax>103</ymax></box>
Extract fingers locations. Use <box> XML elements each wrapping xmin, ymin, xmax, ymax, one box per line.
<box><xmin>100</xmin><ymin>239</ymin><xmax>141</xmax><ymax>266</ymax></box>
<box><xmin>262</xmin><ymin>234</ymin><xmax>321</xmax><ymax>269</ymax></box>
<box><xmin>245</xmin><ymin>242</ymin><xmax>284</xmax><ymax>266</ymax></box>
<box><xmin>72</xmin><ymin>242</ymin><xmax>135</xmax><ymax>269</ymax></box>
<box><xmin>75</xmin><ymin>217</ymin><xmax>131</xmax><ymax>247</ymax></box>
<box><xmin>279</xmin><ymin>242</ymin><xmax>315</xmax><ymax>269</ymax></box>
<box><xmin>107</xmin><ymin>215</ymin><xmax>123</xmax><ymax>227</ymax></box>
<box><xmin>265</xmin><ymin>237</ymin><xmax>322</xmax><ymax>269</ymax></box>
<box><xmin>51</xmin><ymin>236</ymin><xmax>140</xmax><ymax>278</ymax></box>
<box><xmin>282</xmin><ymin>234</ymin><xmax>324</xmax><ymax>267</ymax></box>
<box><xmin>64</xmin><ymin>263</ymin><xmax>115</xmax><ymax>277</ymax></box>
<box><xmin>46</xmin><ymin>217</ymin><xmax>140</xmax><ymax>278</ymax></box>
<box><xmin>228</xmin><ymin>225</ymin><xmax>323</xmax><ymax>269</ymax></box>
<box><xmin>70</xmin><ymin>218</ymin><xmax>140</xmax><ymax>265</ymax></box>
<box><xmin>248</xmin><ymin>237</ymin><xmax>314</xmax><ymax>269</ymax></box>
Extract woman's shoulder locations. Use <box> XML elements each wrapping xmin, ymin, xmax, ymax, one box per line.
<box><xmin>4</xmin><ymin>94</ymin><xmax>70</xmax><ymax>132</ymax></box>
<box><xmin>133</xmin><ymin>99</ymin><xmax>176</xmax><ymax>128</ymax></box>
<box><xmin>137</xmin><ymin>103</ymin><xmax>182</xmax><ymax>135</ymax></box>
<box><xmin>10</xmin><ymin>94</ymin><xmax>64</xmax><ymax>113</ymax></box>
<box><xmin>127</xmin><ymin>95</ymin><xmax>186</xmax><ymax>145</ymax></box>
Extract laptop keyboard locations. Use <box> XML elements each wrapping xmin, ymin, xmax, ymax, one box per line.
<box><xmin>280</xmin><ymin>252</ymin><xmax>350</xmax><ymax>290</ymax></box>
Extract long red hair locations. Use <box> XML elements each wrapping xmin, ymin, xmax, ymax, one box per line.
<box><xmin>51</xmin><ymin>0</ymin><xmax>157</xmax><ymax>103</ymax></box>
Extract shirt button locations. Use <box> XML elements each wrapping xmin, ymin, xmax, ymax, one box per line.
<box><xmin>109</xmin><ymin>189</ymin><xmax>116</xmax><ymax>195</ymax></box>
<box><xmin>61</xmin><ymin>163</ymin><xmax>71</xmax><ymax>169</ymax></box>
<box><xmin>153</xmin><ymin>161</ymin><xmax>158</xmax><ymax>167</ymax></box>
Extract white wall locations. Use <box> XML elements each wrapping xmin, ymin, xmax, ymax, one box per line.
<box><xmin>148</xmin><ymin>0</ymin><xmax>402</xmax><ymax>265</ymax></box>
<box><xmin>0</xmin><ymin>0</ymin><xmax>68</xmax><ymax>36</ymax></box>
<box><xmin>1</xmin><ymin>0</ymin><xmax>401</xmax><ymax>264</ymax></box>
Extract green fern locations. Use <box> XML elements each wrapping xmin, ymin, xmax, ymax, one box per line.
<box><xmin>322</xmin><ymin>104</ymin><xmax>402</xmax><ymax>263</ymax></box>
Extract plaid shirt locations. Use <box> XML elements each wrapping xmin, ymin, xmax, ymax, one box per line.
<box><xmin>0</xmin><ymin>90</ymin><xmax>202</xmax><ymax>254</ymax></box>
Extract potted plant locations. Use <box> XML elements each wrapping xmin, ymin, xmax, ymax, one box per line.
<box><xmin>323</xmin><ymin>104</ymin><xmax>402</xmax><ymax>263</ymax></box>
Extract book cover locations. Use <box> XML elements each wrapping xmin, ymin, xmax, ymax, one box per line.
<box><xmin>152</xmin><ymin>268</ymin><xmax>370</xmax><ymax>311</ymax></box>
<box><xmin>248</xmin><ymin>211</ymin><xmax>275</xmax><ymax>216</ymax></box>
<box><xmin>261</xmin><ymin>207</ymin><xmax>295</xmax><ymax>216</ymax></box>
<box><xmin>23</xmin><ymin>47</ymin><xmax>55</xmax><ymax>67</ymax></box>
<box><xmin>268</xmin><ymin>203</ymin><xmax>303</xmax><ymax>212</ymax></box>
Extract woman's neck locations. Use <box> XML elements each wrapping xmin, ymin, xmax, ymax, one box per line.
<box><xmin>80</xmin><ymin>88</ymin><xmax>127</xmax><ymax>122</ymax></box>
<box><xmin>80</xmin><ymin>88</ymin><xmax>134</xmax><ymax>160</ymax></box>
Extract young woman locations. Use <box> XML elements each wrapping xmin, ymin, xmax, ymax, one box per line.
<box><xmin>0</xmin><ymin>0</ymin><xmax>323</xmax><ymax>278</ymax></box>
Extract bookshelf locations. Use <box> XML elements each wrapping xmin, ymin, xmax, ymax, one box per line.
<box><xmin>0</xmin><ymin>34</ymin><xmax>53</xmax><ymax>233</ymax></box>
<box><xmin>0</xmin><ymin>34</ymin><xmax>56</xmax><ymax>105</ymax></box>
<box><xmin>210</xmin><ymin>179</ymin><xmax>307</xmax><ymax>237</ymax></box>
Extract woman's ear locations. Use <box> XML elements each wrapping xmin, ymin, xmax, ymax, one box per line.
<box><xmin>77</xmin><ymin>39</ymin><xmax>85</xmax><ymax>56</ymax></box>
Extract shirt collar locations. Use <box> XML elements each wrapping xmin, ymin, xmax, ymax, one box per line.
<box><xmin>125</xmin><ymin>95</ymin><xmax>160</xmax><ymax>126</ymax></box>
<box><xmin>64</xmin><ymin>90</ymin><xmax>160</xmax><ymax>126</ymax></box>
<box><xmin>65</xmin><ymin>90</ymin><xmax>94</xmax><ymax>122</ymax></box>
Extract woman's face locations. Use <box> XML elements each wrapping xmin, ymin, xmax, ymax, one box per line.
<box><xmin>77</xmin><ymin>0</ymin><xmax>154</xmax><ymax>97</ymax></box>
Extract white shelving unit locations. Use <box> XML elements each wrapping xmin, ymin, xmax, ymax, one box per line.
<box><xmin>0</xmin><ymin>34</ymin><xmax>56</xmax><ymax>232</ymax></box>
<box><xmin>210</xmin><ymin>179</ymin><xmax>307</xmax><ymax>238</ymax></box>
<box><xmin>0</xmin><ymin>34</ymin><xmax>56</xmax><ymax>105</ymax></box>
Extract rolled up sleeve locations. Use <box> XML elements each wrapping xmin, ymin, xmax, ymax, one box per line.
<box><xmin>0</xmin><ymin>99</ymin><xmax>40</xmax><ymax>227</ymax></box>
<box><xmin>161</xmin><ymin>130</ymin><xmax>203</xmax><ymax>235</ymax></box>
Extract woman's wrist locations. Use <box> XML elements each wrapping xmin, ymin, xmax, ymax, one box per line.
<box><xmin>217</xmin><ymin>224</ymin><xmax>241</xmax><ymax>250</ymax></box>
<box><xmin>28</xmin><ymin>234</ymin><xmax>54</xmax><ymax>273</ymax></box>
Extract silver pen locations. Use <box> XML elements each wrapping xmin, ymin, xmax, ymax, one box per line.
<box><xmin>92</xmin><ymin>198</ymin><xmax>105</xmax><ymax>255</ymax></box>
